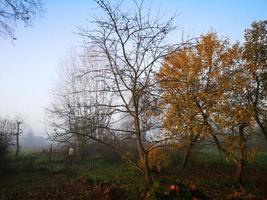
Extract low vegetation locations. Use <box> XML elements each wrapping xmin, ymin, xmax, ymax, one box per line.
<box><xmin>1</xmin><ymin>148</ymin><xmax>267</xmax><ymax>199</ymax></box>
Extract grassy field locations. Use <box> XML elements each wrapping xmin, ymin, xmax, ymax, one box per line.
<box><xmin>0</xmin><ymin>152</ymin><xmax>145</xmax><ymax>200</ymax></box>
<box><xmin>0</xmin><ymin>150</ymin><xmax>267</xmax><ymax>199</ymax></box>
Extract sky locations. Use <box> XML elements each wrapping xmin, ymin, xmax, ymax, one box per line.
<box><xmin>0</xmin><ymin>0</ymin><xmax>266</xmax><ymax>136</ymax></box>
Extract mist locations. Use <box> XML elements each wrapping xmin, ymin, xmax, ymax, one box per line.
<box><xmin>19</xmin><ymin>129</ymin><xmax>50</xmax><ymax>151</ymax></box>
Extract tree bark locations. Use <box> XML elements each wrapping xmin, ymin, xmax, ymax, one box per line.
<box><xmin>132</xmin><ymin>85</ymin><xmax>153</xmax><ymax>186</ymax></box>
<box><xmin>236</xmin><ymin>123</ymin><xmax>247</xmax><ymax>184</ymax></box>
<box><xmin>143</xmin><ymin>152</ymin><xmax>153</xmax><ymax>186</ymax></box>
<box><xmin>135</xmin><ymin>119</ymin><xmax>153</xmax><ymax>186</ymax></box>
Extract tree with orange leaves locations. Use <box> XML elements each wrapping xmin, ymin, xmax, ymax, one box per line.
<box><xmin>158</xmin><ymin>32</ymin><xmax>255</xmax><ymax>183</ymax></box>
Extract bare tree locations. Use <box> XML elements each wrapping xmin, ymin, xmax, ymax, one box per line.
<box><xmin>73</xmin><ymin>0</ymin><xmax>187</xmax><ymax>185</ymax></box>
<box><xmin>46</xmin><ymin>50</ymin><xmax>113</xmax><ymax>159</ymax></box>
<box><xmin>0</xmin><ymin>0</ymin><xmax>43</xmax><ymax>38</ymax></box>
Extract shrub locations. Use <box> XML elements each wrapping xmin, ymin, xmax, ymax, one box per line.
<box><xmin>0</xmin><ymin>118</ymin><xmax>16</xmax><ymax>174</ymax></box>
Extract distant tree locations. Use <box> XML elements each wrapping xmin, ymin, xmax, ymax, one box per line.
<box><xmin>243</xmin><ymin>20</ymin><xmax>267</xmax><ymax>140</ymax></box>
<box><xmin>46</xmin><ymin>50</ymin><xmax>112</xmax><ymax>160</ymax></box>
<box><xmin>0</xmin><ymin>0</ymin><xmax>43</xmax><ymax>38</ymax></box>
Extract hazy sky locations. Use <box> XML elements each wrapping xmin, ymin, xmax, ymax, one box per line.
<box><xmin>0</xmin><ymin>0</ymin><xmax>266</xmax><ymax>136</ymax></box>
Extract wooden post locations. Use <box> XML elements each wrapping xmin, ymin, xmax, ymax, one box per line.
<box><xmin>15</xmin><ymin>121</ymin><xmax>22</xmax><ymax>156</ymax></box>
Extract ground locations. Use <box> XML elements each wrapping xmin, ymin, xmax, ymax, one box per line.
<box><xmin>0</xmin><ymin>151</ymin><xmax>267</xmax><ymax>199</ymax></box>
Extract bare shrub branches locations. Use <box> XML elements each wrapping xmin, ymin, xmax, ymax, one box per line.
<box><xmin>0</xmin><ymin>0</ymin><xmax>43</xmax><ymax>38</ymax></box>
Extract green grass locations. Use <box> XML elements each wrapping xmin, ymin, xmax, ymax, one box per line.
<box><xmin>1</xmin><ymin>151</ymin><xmax>145</xmax><ymax>200</ymax></box>
<box><xmin>254</xmin><ymin>152</ymin><xmax>267</xmax><ymax>167</ymax></box>
<box><xmin>67</xmin><ymin>159</ymin><xmax>137</xmax><ymax>180</ymax></box>
<box><xmin>1</xmin><ymin>150</ymin><xmax>267</xmax><ymax>199</ymax></box>
<box><xmin>190</xmin><ymin>149</ymin><xmax>267</xmax><ymax>169</ymax></box>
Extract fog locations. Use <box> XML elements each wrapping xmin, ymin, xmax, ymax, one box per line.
<box><xmin>19</xmin><ymin>129</ymin><xmax>50</xmax><ymax>151</ymax></box>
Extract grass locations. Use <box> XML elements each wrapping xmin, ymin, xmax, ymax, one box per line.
<box><xmin>0</xmin><ymin>152</ymin><xmax>145</xmax><ymax>200</ymax></box>
<box><xmin>254</xmin><ymin>152</ymin><xmax>267</xmax><ymax>166</ymax></box>
<box><xmin>1</xmin><ymin>150</ymin><xmax>267</xmax><ymax>199</ymax></box>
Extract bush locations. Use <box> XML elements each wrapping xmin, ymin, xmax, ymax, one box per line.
<box><xmin>0</xmin><ymin>118</ymin><xmax>16</xmax><ymax>174</ymax></box>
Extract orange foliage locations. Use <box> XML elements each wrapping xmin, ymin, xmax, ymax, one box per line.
<box><xmin>158</xmin><ymin>32</ymin><xmax>257</xmax><ymax>165</ymax></box>
<box><xmin>158</xmin><ymin>32</ymin><xmax>245</xmax><ymax>137</ymax></box>
<box><xmin>139</xmin><ymin>148</ymin><xmax>170</xmax><ymax>173</ymax></box>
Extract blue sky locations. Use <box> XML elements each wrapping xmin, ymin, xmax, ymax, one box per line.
<box><xmin>0</xmin><ymin>0</ymin><xmax>266</xmax><ymax>136</ymax></box>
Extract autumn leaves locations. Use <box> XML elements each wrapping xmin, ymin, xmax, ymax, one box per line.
<box><xmin>158</xmin><ymin>21</ymin><xmax>266</xmax><ymax>183</ymax></box>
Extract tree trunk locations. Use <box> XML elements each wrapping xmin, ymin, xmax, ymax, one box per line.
<box><xmin>133</xmin><ymin>109</ymin><xmax>153</xmax><ymax>186</ymax></box>
<box><xmin>181</xmin><ymin>145</ymin><xmax>192</xmax><ymax>170</ymax></box>
<box><xmin>143</xmin><ymin>152</ymin><xmax>153</xmax><ymax>186</ymax></box>
<box><xmin>136</xmin><ymin>130</ymin><xmax>153</xmax><ymax>186</ymax></box>
<box><xmin>181</xmin><ymin>134</ymin><xmax>199</xmax><ymax>169</ymax></box>
<box><xmin>236</xmin><ymin>124</ymin><xmax>247</xmax><ymax>184</ymax></box>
